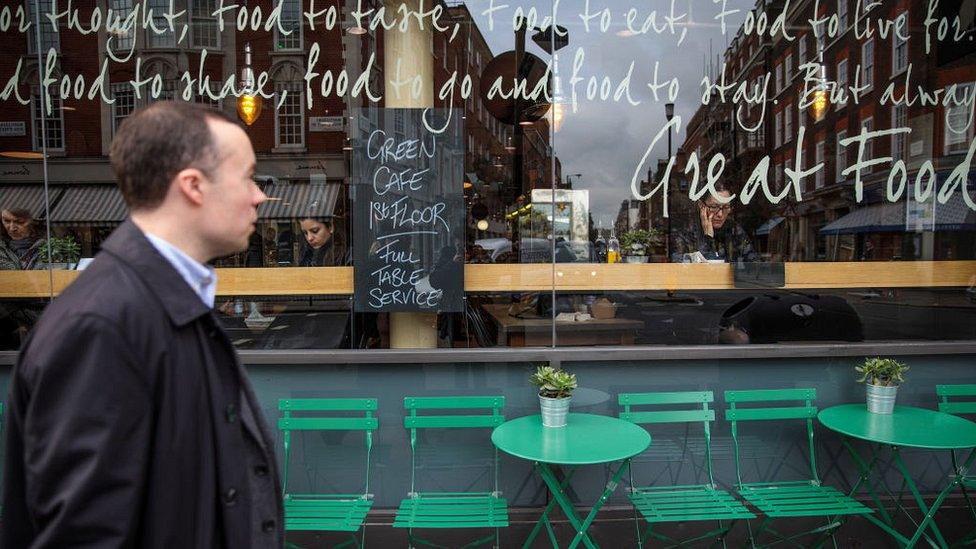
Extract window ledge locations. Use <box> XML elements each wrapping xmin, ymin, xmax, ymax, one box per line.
<box><xmin>272</xmin><ymin>146</ymin><xmax>307</xmax><ymax>154</ymax></box>
<box><xmin>3</xmin><ymin>341</ymin><xmax>974</xmax><ymax>366</ymax></box>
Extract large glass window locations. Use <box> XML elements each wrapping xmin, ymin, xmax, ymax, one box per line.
<box><xmin>1</xmin><ymin>0</ymin><xmax>974</xmax><ymax>353</ymax></box>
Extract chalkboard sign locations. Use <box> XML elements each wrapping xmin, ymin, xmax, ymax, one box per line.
<box><xmin>352</xmin><ymin>109</ymin><xmax>464</xmax><ymax>313</ymax></box>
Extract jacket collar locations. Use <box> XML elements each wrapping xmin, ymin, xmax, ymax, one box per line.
<box><xmin>100</xmin><ymin>219</ymin><xmax>212</xmax><ymax>327</ymax></box>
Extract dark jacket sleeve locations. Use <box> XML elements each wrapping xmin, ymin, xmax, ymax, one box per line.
<box><xmin>15</xmin><ymin>313</ymin><xmax>153</xmax><ymax>548</ymax></box>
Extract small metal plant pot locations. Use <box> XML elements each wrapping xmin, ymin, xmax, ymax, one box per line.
<box><xmin>623</xmin><ymin>255</ymin><xmax>649</xmax><ymax>264</ymax></box>
<box><xmin>866</xmin><ymin>383</ymin><xmax>898</xmax><ymax>414</ymax></box>
<box><xmin>539</xmin><ymin>394</ymin><xmax>571</xmax><ymax>428</ymax></box>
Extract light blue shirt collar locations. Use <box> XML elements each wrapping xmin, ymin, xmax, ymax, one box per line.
<box><xmin>144</xmin><ymin>232</ymin><xmax>217</xmax><ymax>309</ymax></box>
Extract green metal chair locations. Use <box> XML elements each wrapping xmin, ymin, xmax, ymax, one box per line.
<box><xmin>725</xmin><ymin>388</ymin><xmax>872</xmax><ymax>548</ymax></box>
<box><xmin>393</xmin><ymin>395</ymin><xmax>508</xmax><ymax>549</ymax></box>
<box><xmin>619</xmin><ymin>391</ymin><xmax>754</xmax><ymax>548</ymax></box>
<box><xmin>936</xmin><ymin>384</ymin><xmax>976</xmax><ymax>545</ymax></box>
<box><xmin>279</xmin><ymin>398</ymin><xmax>378</xmax><ymax>549</ymax></box>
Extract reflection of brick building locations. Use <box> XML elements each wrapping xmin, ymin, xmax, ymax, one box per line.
<box><xmin>0</xmin><ymin>1</ymin><xmax>524</xmax><ymax>252</ymax></box>
<box><xmin>677</xmin><ymin>0</ymin><xmax>976</xmax><ymax>262</ymax></box>
<box><xmin>447</xmin><ymin>3</ymin><xmax>561</xmax><ymax>242</ymax></box>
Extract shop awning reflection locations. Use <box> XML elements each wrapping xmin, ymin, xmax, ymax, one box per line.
<box><xmin>258</xmin><ymin>182</ymin><xmax>340</xmax><ymax>220</ymax></box>
<box><xmin>48</xmin><ymin>185</ymin><xmax>127</xmax><ymax>226</ymax></box>
<box><xmin>0</xmin><ymin>185</ymin><xmax>63</xmax><ymax>218</ymax></box>
<box><xmin>755</xmin><ymin>216</ymin><xmax>785</xmax><ymax>236</ymax></box>
<box><xmin>820</xmin><ymin>196</ymin><xmax>976</xmax><ymax>236</ymax></box>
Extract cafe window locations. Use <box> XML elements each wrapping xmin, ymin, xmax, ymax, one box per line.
<box><xmin>892</xmin><ymin>12</ymin><xmax>909</xmax><ymax>74</ymax></box>
<box><xmin>190</xmin><ymin>0</ymin><xmax>220</xmax><ymax>49</ymax></box>
<box><xmin>26</xmin><ymin>0</ymin><xmax>60</xmax><ymax>54</ymax></box>
<box><xmin>274</xmin><ymin>0</ymin><xmax>302</xmax><ymax>51</ymax></box>
<box><xmin>145</xmin><ymin>0</ymin><xmax>176</xmax><ymax>48</ymax></box>
<box><xmin>31</xmin><ymin>94</ymin><xmax>64</xmax><ymax>151</ymax></box>
<box><xmin>943</xmin><ymin>83</ymin><xmax>976</xmax><ymax>155</ymax></box>
<box><xmin>861</xmin><ymin>39</ymin><xmax>874</xmax><ymax>90</ymax></box>
<box><xmin>3</xmin><ymin>0</ymin><xmax>976</xmax><ymax>354</ymax></box>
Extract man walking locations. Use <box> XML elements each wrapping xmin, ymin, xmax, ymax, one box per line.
<box><xmin>3</xmin><ymin>101</ymin><xmax>283</xmax><ymax>548</ymax></box>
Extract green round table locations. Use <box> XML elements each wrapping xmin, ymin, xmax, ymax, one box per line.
<box><xmin>492</xmin><ymin>414</ymin><xmax>651</xmax><ymax>549</ymax></box>
<box><xmin>818</xmin><ymin>404</ymin><xmax>976</xmax><ymax>548</ymax></box>
<box><xmin>819</xmin><ymin>404</ymin><xmax>976</xmax><ymax>449</ymax></box>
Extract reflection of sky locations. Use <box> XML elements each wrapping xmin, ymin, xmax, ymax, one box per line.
<box><xmin>463</xmin><ymin>0</ymin><xmax>754</xmax><ymax>225</ymax></box>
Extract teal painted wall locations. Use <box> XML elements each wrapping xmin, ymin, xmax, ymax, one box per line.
<box><xmin>3</xmin><ymin>354</ymin><xmax>974</xmax><ymax>509</ymax></box>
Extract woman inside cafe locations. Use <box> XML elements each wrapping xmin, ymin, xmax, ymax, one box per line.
<box><xmin>298</xmin><ymin>203</ymin><xmax>349</xmax><ymax>267</ymax></box>
<box><xmin>1</xmin><ymin>207</ymin><xmax>44</xmax><ymax>271</ymax></box>
<box><xmin>1</xmin><ymin>206</ymin><xmax>45</xmax><ymax>348</ymax></box>
<box><xmin>670</xmin><ymin>181</ymin><xmax>757</xmax><ymax>263</ymax></box>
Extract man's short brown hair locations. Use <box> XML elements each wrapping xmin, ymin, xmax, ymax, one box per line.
<box><xmin>109</xmin><ymin>101</ymin><xmax>239</xmax><ymax>211</ymax></box>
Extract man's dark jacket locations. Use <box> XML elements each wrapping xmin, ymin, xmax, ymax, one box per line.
<box><xmin>2</xmin><ymin>220</ymin><xmax>284</xmax><ymax>548</ymax></box>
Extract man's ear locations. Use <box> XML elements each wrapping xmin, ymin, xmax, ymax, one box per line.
<box><xmin>173</xmin><ymin>168</ymin><xmax>207</xmax><ymax>206</ymax></box>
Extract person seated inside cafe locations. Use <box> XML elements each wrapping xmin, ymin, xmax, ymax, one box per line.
<box><xmin>298</xmin><ymin>206</ymin><xmax>349</xmax><ymax>267</ymax></box>
<box><xmin>1</xmin><ymin>207</ymin><xmax>49</xmax><ymax>349</ymax></box>
<box><xmin>1</xmin><ymin>207</ymin><xmax>45</xmax><ymax>271</ymax></box>
<box><xmin>670</xmin><ymin>181</ymin><xmax>757</xmax><ymax>263</ymax></box>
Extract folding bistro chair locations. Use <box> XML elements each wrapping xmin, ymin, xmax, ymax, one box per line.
<box><xmin>936</xmin><ymin>384</ymin><xmax>976</xmax><ymax>545</ymax></box>
<box><xmin>279</xmin><ymin>398</ymin><xmax>377</xmax><ymax>549</ymax></box>
<box><xmin>619</xmin><ymin>391</ymin><xmax>754</xmax><ymax>548</ymax></box>
<box><xmin>393</xmin><ymin>396</ymin><xmax>508</xmax><ymax>549</ymax></box>
<box><xmin>725</xmin><ymin>388</ymin><xmax>871</xmax><ymax>548</ymax></box>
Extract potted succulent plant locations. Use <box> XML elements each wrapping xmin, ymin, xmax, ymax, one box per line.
<box><xmin>619</xmin><ymin>229</ymin><xmax>661</xmax><ymax>263</ymax></box>
<box><xmin>530</xmin><ymin>364</ymin><xmax>578</xmax><ymax>428</ymax></box>
<box><xmin>855</xmin><ymin>357</ymin><xmax>909</xmax><ymax>414</ymax></box>
<box><xmin>38</xmin><ymin>236</ymin><xmax>81</xmax><ymax>270</ymax></box>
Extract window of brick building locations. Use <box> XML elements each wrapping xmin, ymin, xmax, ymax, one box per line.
<box><xmin>275</xmin><ymin>0</ymin><xmax>302</xmax><ymax>51</ymax></box>
<box><xmin>31</xmin><ymin>94</ymin><xmax>64</xmax><ymax>151</ymax></box>
<box><xmin>861</xmin><ymin>39</ymin><xmax>874</xmax><ymax>90</ymax></box>
<box><xmin>190</xmin><ymin>0</ymin><xmax>220</xmax><ymax>49</ymax></box>
<box><xmin>275</xmin><ymin>82</ymin><xmax>305</xmax><ymax>148</ymax></box>
<box><xmin>26</xmin><ymin>0</ymin><xmax>60</xmax><ymax>54</ymax></box>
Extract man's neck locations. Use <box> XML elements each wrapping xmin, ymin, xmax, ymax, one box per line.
<box><xmin>131</xmin><ymin>213</ymin><xmax>211</xmax><ymax>264</ymax></box>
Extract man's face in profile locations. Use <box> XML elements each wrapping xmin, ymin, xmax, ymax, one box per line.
<box><xmin>197</xmin><ymin>120</ymin><xmax>267</xmax><ymax>259</ymax></box>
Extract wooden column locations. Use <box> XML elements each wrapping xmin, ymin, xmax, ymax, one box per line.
<box><xmin>383</xmin><ymin>0</ymin><xmax>438</xmax><ymax>348</ymax></box>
